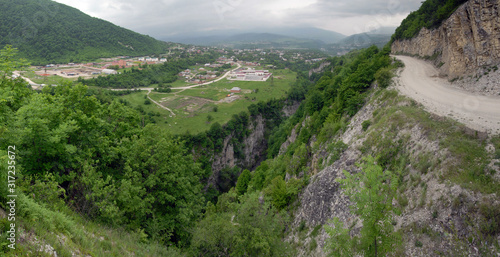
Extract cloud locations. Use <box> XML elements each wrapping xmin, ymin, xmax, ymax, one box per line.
<box><xmin>52</xmin><ymin>0</ymin><xmax>422</xmax><ymax>38</ymax></box>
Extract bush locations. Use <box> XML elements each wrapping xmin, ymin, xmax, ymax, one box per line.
<box><xmin>361</xmin><ymin>120</ymin><xmax>371</xmax><ymax>131</ymax></box>
<box><xmin>144</xmin><ymin>99</ymin><xmax>152</xmax><ymax>105</ymax></box>
<box><xmin>375</xmin><ymin>67</ymin><xmax>393</xmax><ymax>88</ymax></box>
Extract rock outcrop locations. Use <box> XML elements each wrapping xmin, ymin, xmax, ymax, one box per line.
<box><xmin>391</xmin><ymin>0</ymin><xmax>500</xmax><ymax>78</ymax></box>
<box><xmin>207</xmin><ymin>103</ymin><xmax>300</xmax><ymax>189</ymax></box>
<box><xmin>309</xmin><ymin>62</ymin><xmax>331</xmax><ymax>78</ymax></box>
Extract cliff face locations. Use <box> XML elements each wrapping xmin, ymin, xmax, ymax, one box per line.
<box><xmin>207</xmin><ymin>103</ymin><xmax>300</xmax><ymax>189</ymax></box>
<box><xmin>287</xmin><ymin>89</ymin><xmax>498</xmax><ymax>257</ymax></box>
<box><xmin>391</xmin><ymin>0</ymin><xmax>500</xmax><ymax>78</ymax></box>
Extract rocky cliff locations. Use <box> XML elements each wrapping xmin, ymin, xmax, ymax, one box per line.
<box><xmin>391</xmin><ymin>0</ymin><xmax>500</xmax><ymax>78</ymax></box>
<box><xmin>287</xmin><ymin>89</ymin><xmax>500</xmax><ymax>256</ymax></box>
<box><xmin>207</xmin><ymin>103</ymin><xmax>300</xmax><ymax>190</ymax></box>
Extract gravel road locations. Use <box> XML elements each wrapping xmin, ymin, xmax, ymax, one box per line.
<box><xmin>393</xmin><ymin>55</ymin><xmax>500</xmax><ymax>134</ymax></box>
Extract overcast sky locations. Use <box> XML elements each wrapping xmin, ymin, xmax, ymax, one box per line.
<box><xmin>52</xmin><ymin>0</ymin><xmax>422</xmax><ymax>39</ymax></box>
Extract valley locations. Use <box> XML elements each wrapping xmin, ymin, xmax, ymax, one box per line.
<box><xmin>1</xmin><ymin>0</ymin><xmax>500</xmax><ymax>256</ymax></box>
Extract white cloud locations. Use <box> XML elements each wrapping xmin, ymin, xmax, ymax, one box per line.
<box><xmin>52</xmin><ymin>0</ymin><xmax>422</xmax><ymax>38</ymax></box>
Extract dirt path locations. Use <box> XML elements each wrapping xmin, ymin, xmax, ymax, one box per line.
<box><xmin>393</xmin><ymin>55</ymin><xmax>500</xmax><ymax>134</ymax></box>
<box><xmin>13</xmin><ymin>71</ymin><xmax>41</xmax><ymax>89</ymax></box>
<box><xmin>146</xmin><ymin>89</ymin><xmax>176</xmax><ymax>116</ymax></box>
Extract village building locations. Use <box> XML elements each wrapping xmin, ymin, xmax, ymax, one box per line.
<box><xmin>228</xmin><ymin>68</ymin><xmax>272</xmax><ymax>81</ymax></box>
<box><xmin>230</xmin><ymin>87</ymin><xmax>241</xmax><ymax>93</ymax></box>
<box><xmin>101</xmin><ymin>69</ymin><xmax>117</xmax><ymax>75</ymax></box>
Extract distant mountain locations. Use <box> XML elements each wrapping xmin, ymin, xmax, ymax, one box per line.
<box><xmin>366</xmin><ymin>26</ymin><xmax>396</xmax><ymax>35</ymax></box>
<box><xmin>172</xmin><ymin>32</ymin><xmax>325</xmax><ymax>49</ymax></box>
<box><xmin>219</xmin><ymin>33</ymin><xmax>325</xmax><ymax>49</ymax></box>
<box><xmin>166</xmin><ymin>27</ymin><xmax>346</xmax><ymax>48</ymax></box>
<box><xmin>0</xmin><ymin>0</ymin><xmax>169</xmax><ymax>65</ymax></box>
<box><xmin>263</xmin><ymin>27</ymin><xmax>346</xmax><ymax>44</ymax></box>
<box><xmin>324</xmin><ymin>28</ymin><xmax>394</xmax><ymax>55</ymax></box>
<box><xmin>337</xmin><ymin>33</ymin><xmax>391</xmax><ymax>47</ymax></box>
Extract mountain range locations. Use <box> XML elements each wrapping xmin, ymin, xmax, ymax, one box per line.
<box><xmin>0</xmin><ymin>0</ymin><xmax>395</xmax><ymax>64</ymax></box>
<box><xmin>167</xmin><ymin>27</ymin><xmax>395</xmax><ymax>52</ymax></box>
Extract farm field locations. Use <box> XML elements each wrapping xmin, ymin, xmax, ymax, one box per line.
<box><xmin>22</xmin><ymin>70</ymin><xmax>76</xmax><ymax>85</ymax></box>
<box><xmin>117</xmin><ymin>68</ymin><xmax>296</xmax><ymax>134</ymax></box>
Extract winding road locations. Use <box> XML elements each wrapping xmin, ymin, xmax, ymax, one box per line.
<box><xmin>393</xmin><ymin>55</ymin><xmax>500</xmax><ymax>134</ymax></box>
<box><xmin>13</xmin><ymin>71</ymin><xmax>42</xmax><ymax>89</ymax></box>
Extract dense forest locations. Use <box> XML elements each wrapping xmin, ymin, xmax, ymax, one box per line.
<box><xmin>0</xmin><ymin>43</ymin><xmax>395</xmax><ymax>255</ymax></box>
<box><xmin>392</xmin><ymin>0</ymin><xmax>468</xmax><ymax>41</ymax></box>
<box><xmin>0</xmin><ymin>0</ymin><xmax>169</xmax><ymax>65</ymax></box>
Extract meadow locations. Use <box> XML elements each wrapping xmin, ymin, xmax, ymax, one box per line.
<box><xmin>118</xmin><ymin>68</ymin><xmax>296</xmax><ymax>134</ymax></box>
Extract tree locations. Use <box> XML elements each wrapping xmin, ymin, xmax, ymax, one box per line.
<box><xmin>207</xmin><ymin>114</ymin><xmax>214</xmax><ymax>123</ymax></box>
<box><xmin>115</xmin><ymin>124</ymin><xmax>204</xmax><ymax>245</ymax></box>
<box><xmin>0</xmin><ymin>45</ymin><xmax>29</xmax><ymax>77</ymax></box>
<box><xmin>191</xmin><ymin>191</ymin><xmax>292</xmax><ymax>256</ymax></box>
<box><xmin>374</xmin><ymin>67</ymin><xmax>393</xmax><ymax>88</ymax></box>
<box><xmin>324</xmin><ymin>156</ymin><xmax>401</xmax><ymax>257</ymax></box>
<box><xmin>306</xmin><ymin>90</ymin><xmax>324</xmax><ymax>115</ymax></box>
<box><xmin>236</xmin><ymin>169</ymin><xmax>251</xmax><ymax>195</ymax></box>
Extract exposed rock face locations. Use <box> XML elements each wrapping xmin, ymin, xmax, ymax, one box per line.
<box><xmin>309</xmin><ymin>62</ymin><xmax>331</xmax><ymax>77</ymax></box>
<box><xmin>242</xmin><ymin>115</ymin><xmax>266</xmax><ymax>168</ymax></box>
<box><xmin>391</xmin><ymin>0</ymin><xmax>500</xmax><ymax>78</ymax></box>
<box><xmin>208</xmin><ymin>103</ymin><xmax>300</xmax><ymax>189</ymax></box>
<box><xmin>208</xmin><ymin>115</ymin><xmax>266</xmax><ymax>188</ymax></box>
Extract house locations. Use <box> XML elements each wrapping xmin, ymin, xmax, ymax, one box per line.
<box><xmin>101</xmin><ymin>69</ymin><xmax>117</xmax><ymax>75</ymax></box>
<box><xmin>230</xmin><ymin>87</ymin><xmax>241</xmax><ymax>93</ymax></box>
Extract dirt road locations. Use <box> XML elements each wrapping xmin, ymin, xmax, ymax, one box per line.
<box><xmin>393</xmin><ymin>55</ymin><xmax>500</xmax><ymax>134</ymax></box>
<box><xmin>171</xmin><ymin>63</ymin><xmax>241</xmax><ymax>90</ymax></box>
<box><xmin>13</xmin><ymin>71</ymin><xmax>41</xmax><ymax>89</ymax></box>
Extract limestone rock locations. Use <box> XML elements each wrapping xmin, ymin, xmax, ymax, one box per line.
<box><xmin>391</xmin><ymin>0</ymin><xmax>500</xmax><ymax>78</ymax></box>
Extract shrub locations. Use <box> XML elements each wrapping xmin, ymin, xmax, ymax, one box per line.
<box><xmin>361</xmin><ymin>120</ymin><xmax>371</xmax><ymax>131</ymax></box>
<box><xmin>374</xmin><ymin>67</ymin><xmax>393</xmax><ymax>88</ymax></box>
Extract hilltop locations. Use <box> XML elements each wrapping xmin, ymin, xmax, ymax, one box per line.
<box><xmin>0</xmin><ymin>0</ymin><xmax>169</xmax><ymax>65</ymax></box>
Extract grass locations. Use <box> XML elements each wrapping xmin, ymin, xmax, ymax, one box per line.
<box><xmin>1</xmin><ymin>194</ymin><xmax>179</xmax><ymax>257</ymax></box>
<box><xmin>22</xmin><ymin>70</ymin><xmax>76</xmax><ymax>85</ymax></box>
<box><xmin>176</xmin><ymin>87</ymin><xmax>227</xmax><ymax>101</ymax></box>
<box><xmin>116</xmin><ymin>68</ymin><xmax>296</xmax><ymax>134</ymax></box>
<box><xmin>364</xmin><ymin>89</ymin><xmax>499</xmax><ymax>195</ymax></box>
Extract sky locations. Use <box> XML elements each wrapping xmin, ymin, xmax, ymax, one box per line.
<box><xmin>52</xmin><ymin>0</ymin><xmax>422</xmax><ymax>39</ymax></box>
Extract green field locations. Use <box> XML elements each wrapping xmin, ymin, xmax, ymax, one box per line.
<box><xmin>117</xmin><ymin>68</ymin><xmax>296</xmax><ymax>134</ymax></box>
<box><xmin>22</xmin><ymin>70</ymin><xmax>76</xmax><ymax>85</ymax></box>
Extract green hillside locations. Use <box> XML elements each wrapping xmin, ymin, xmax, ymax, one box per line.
<box><xmin>392</xmin><ymin>0</ymin><xmax>468</xmax><ymax>41</ymax></box>
<box><xmin>0</xmin><ymin>0</ymin><xmax>169</xmax><ymax>65</ymax></box>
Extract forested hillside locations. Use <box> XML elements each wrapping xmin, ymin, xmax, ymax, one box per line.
<box><xmin>392</xmin><ymin>0</ymin><xmax>468</xmax><ymax>41</ymax></box>
<box><xmin>0</xmin><ymin>41</ymin><xmax>396</xmax><ymax>255</ymax></box>
<box><xmin>0</xmin><ymin>0</ymin><xmax>169</xmax><ymax>65</ymax></box>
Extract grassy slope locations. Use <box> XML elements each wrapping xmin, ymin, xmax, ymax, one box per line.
<box><xmin>0</xmin><ymin>196</ymin><xmax>180</xmax><ymax>256</ymax></box>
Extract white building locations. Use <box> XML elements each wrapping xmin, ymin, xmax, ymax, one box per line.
<box><xmin>102</xmin><ymin>69</ymin><xmax>117</xmax><ymax>75</ymax></box>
